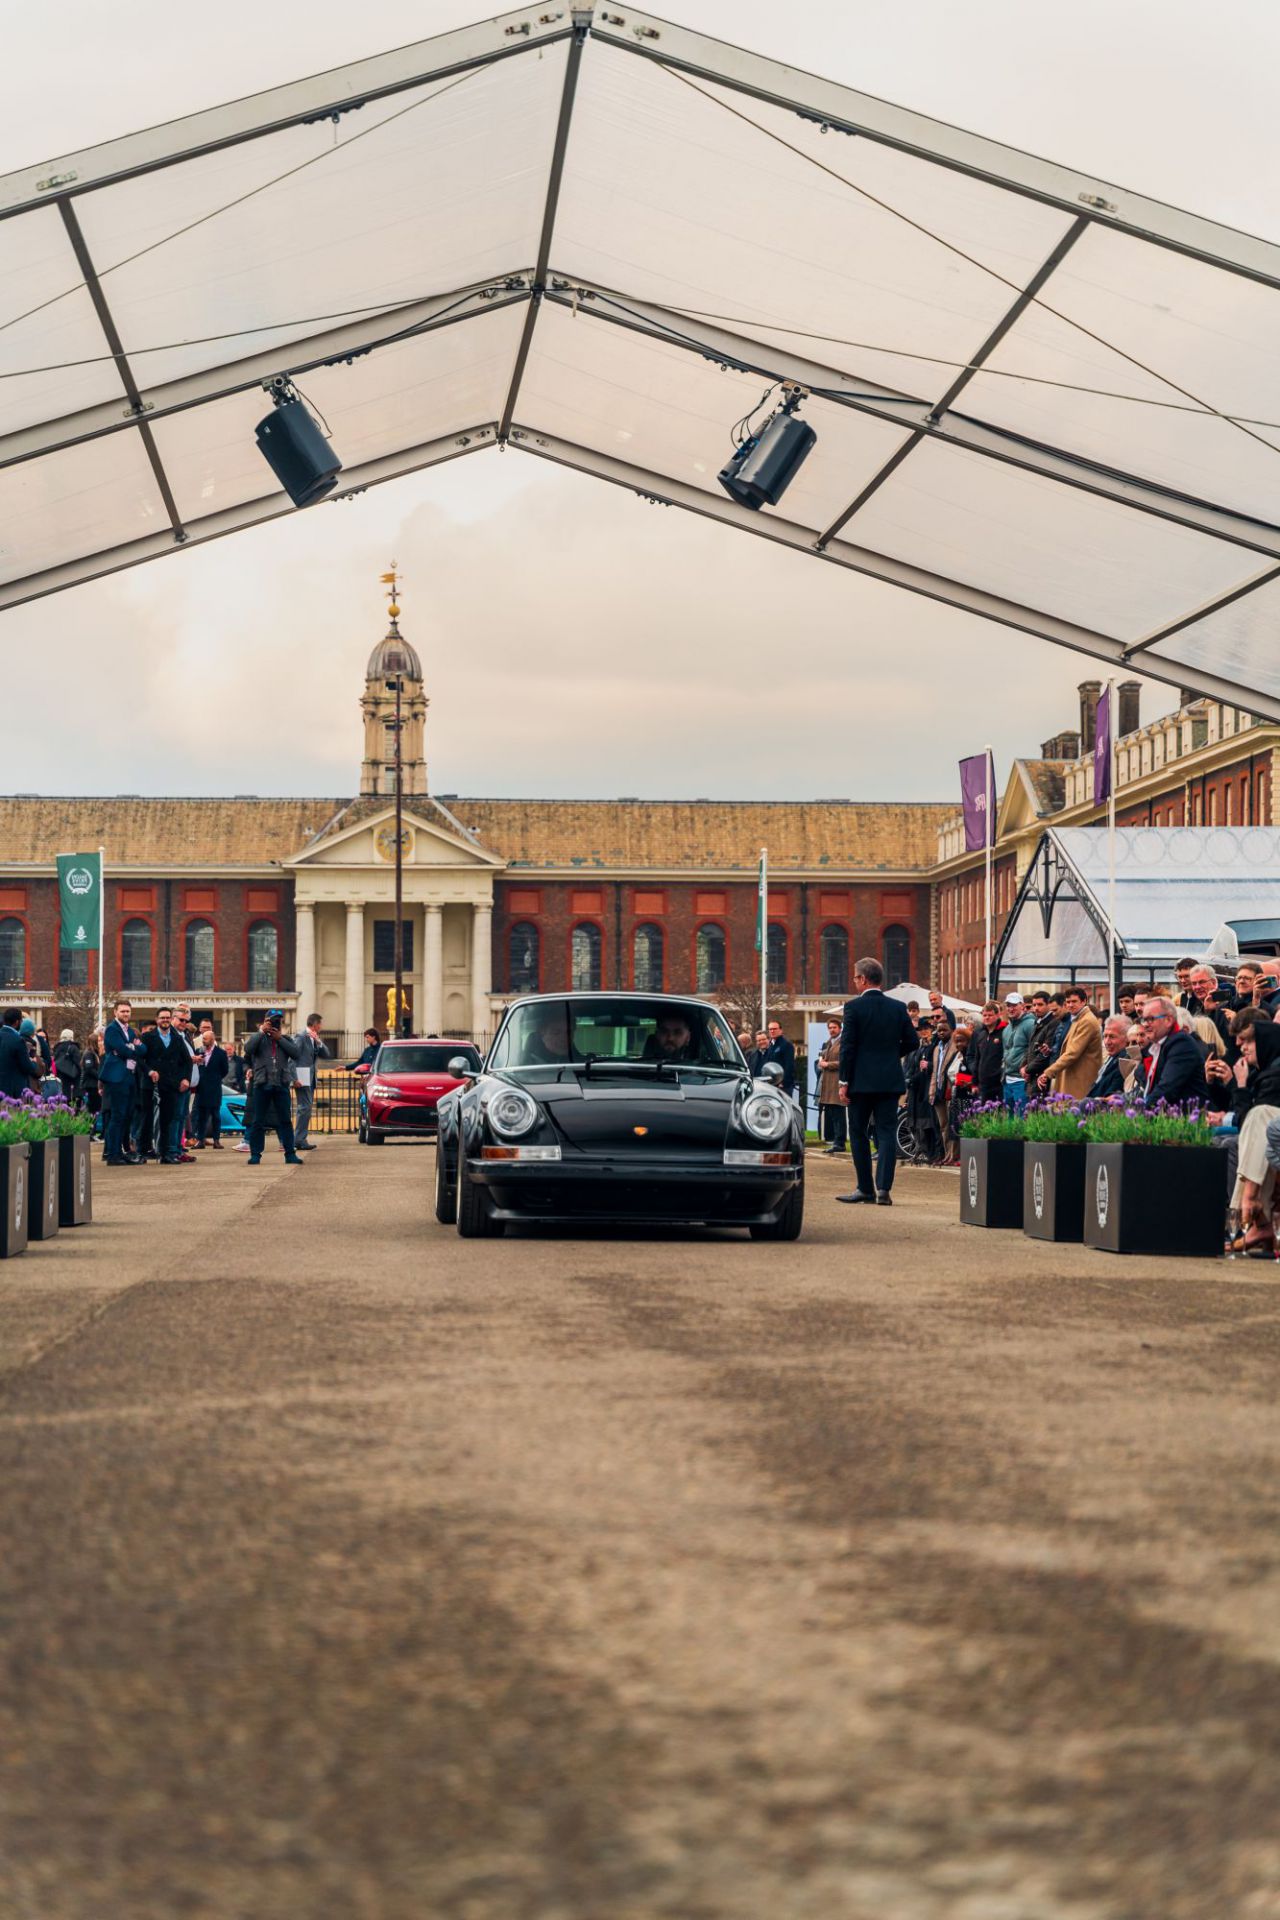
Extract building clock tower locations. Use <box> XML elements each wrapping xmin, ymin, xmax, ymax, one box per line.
<box><xmin>359</xmin><ymin>567</ymin><xmax>428</xmax><ymax>797</ymax></box>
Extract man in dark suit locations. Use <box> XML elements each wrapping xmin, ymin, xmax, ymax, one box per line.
<box><xmin>762</xmin><ymin>1020</ymin><xmax>796</xmax><ymax>1096</ymax></box>
<box><xmin>836</xmin><ymin>956</ymin><xmax>918</xmax><ymax>1207</ymax></box>
<box><xmin>1139</xmin><ymin>999</ymin><xmax>1208</xmax><ymax>1109</ymax></box>
<box><xmin>0</xmin><ymin>1007</ymin><xmax>41</xmax><ymax>1102</ymax></box>
<box><xmin>142</xmin><ymin>1006</ymin><xmax>193</xmax><ymax>1165</ymax></box>
<box><xmin>100</xmin><ymin>998</ymin><xmax>147</xmax><ymax>1166</ymax></box>
<box><xmin>1086</xmin><ymin>1016</ymin><xmax>1138</xmax><ymax>1100</ymax></box>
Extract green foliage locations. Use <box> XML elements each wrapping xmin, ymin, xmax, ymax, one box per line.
<box><xmin>1080</xmin><ymin>1105</ymin><xmax>1213</xmax><ymax>1147</ymax></box>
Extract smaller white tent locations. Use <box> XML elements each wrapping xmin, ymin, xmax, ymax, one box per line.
<box><xmin>887</xmin><ymin>982</ymin><xmax>985</xmax><ymax>1020</ymax></box>
<box><xmin>996</xmin><ymin>826</ymin><xmax>1280</xmax><ymax>986</ymax></box>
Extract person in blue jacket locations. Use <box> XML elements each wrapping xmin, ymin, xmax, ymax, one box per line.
<box><xmin>99</xmin><ymin>998</ymin><xmax>148</xmax><ymax>1166</ymax></box>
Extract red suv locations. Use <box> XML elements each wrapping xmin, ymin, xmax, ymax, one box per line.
<box><xmin>358</xmin><ymin>1039</ymin><xmax>482</xmax><ymax>1145</ymax></box>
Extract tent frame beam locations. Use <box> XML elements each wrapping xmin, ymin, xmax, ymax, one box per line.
<box><xmin>593</xmin><ymin>10</ymin><xmax>1280</xmax><ymax>295</ymax></box>
<box><xmin>815</xmin><ymin>215</ymin><xmax>1090</xmax><ymax>548</ymax></box>
<box><xmin>504</xmin><ymin>424</ymin><xmax>1280</xmax><ymax>722</ymax></box>
<box><xmin>545</xmin><ymin>279</ymin><xmax>1280</xmax><ymax>564</ymax></box>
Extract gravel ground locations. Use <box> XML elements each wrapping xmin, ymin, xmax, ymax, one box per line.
<box><xmin>2</xmin><ymin>1136</ymin><xmax>1279</xmax><ymax>1919</ymax></box>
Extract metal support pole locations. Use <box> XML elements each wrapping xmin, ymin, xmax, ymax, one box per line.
<box><xmin>97</xmin><ymin>845</ymin><xmax>105</xmax><ymax>1032</ymax></box>
<box><xmin>758</xmin><ymin>846</ymin><xmax>768</xmax><ymax>1032</ymax></box>
<box><xmin>1106</xmin><ymin>680</ymin><xmax>1118</xmax><ymax>1015</ymax></box>
<box><xmin>393</xmin><ymin>672</ymin><xmax>404</xmax><ymax>1039</ymax></box>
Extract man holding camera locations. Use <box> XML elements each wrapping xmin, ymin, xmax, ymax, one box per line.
<box><xmin>244</xmin><ymin>1010</ymin><xmax>304</xmax><ymax>1166</ymax></box>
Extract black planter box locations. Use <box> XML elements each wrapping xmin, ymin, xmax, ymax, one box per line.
<box><xmin>58</xmin><ymin>1134</ymin><xmax>92</xmax><ymax>1228</ymax></box>
<box><xmin>1024</xmin><ymin>1141</ymin><xmax>1087</xmax><ymax>1243</ymax></box>
<box><xmin>960</xmin><ymin>1137</ymin><xmax>1024</xmax><ymax>1229</ymax></box>
<box><xmin>0</xmin><ymin>1142</ymin><xmax>29</xmax><ymax>1259</ymax></box>
<box><xmin>27</xmin><ymin>1138</ymin><xmax>60</xmax><ymax>1242</ymax></box>
<box><xmin>1084</xmin><ymin>1142</ymin><xmax>1228</xmax><ymax>1258</ymax></box>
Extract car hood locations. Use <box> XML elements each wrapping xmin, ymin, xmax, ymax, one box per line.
<box><xmin>508</xmin><ymin>1071</ymin><xmax>743</xmax><ymax>1154</ymax></box>
<box><xmin>370</xmin><ymin>1071</ymin><xmax>460</xmax><ymax>1092</ymax></box>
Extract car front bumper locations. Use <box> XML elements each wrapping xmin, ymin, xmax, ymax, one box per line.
<box><xmin>465</xmin><ymin>1154</ymin><xmax>802</xmax><ymax>1225</ymax></box>
<box><xmin>369</xmin><ymin>1101</ymin><xmax>440</xmax><ymax>1135</ymax></box>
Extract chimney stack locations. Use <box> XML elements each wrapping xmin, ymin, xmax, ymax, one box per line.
<box><xmin>1041</xmin><ymin>730</ymin><xmax>1081</xmax><ymax>760</ymax></box>
<box><xmin>1078</xmin><ymin>680</ymin><xmax>1102</xmax><ymax>753</ymax></box>
<box><xmin>1118</xmin><ymin>681</ymin><xmax>1141</xmax><ymax>735</ymax></box>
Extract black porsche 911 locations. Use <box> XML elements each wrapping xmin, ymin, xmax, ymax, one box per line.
<box><xmin>433</xmin><ymin>993</ymin><xmax>805</xmax><ymax>1239</ymax></box>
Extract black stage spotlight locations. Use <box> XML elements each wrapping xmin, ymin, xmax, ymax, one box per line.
<box><xmin>718</xmin><ymin>387</ymin><xmax>816</xmax><ymax>510</ymax></box>
<box><xmin>254</xmin><ymin>378</ymin><xmax>343</xmax><ymax>507</ymax></box>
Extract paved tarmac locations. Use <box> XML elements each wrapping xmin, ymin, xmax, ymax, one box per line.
<box><xmin>2</xmin><ymin>1136</ymin><xmax>1279</xmax><ymax>1919</ymax></box>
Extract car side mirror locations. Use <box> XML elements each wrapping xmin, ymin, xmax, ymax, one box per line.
<box><xmin>448</xmin><ymin>1055</ymin><xmax>478</xmax><ymax>1082</ymax></box>
<box><xmin>760</xmin><ymin>1060</ymin><xmax>785</xmax><ymax>1086</ymax></box>
<box><xmin>353</xmin><ymin>1063</ymin><xmax>371</xmax><ymax>1077</ymax></box>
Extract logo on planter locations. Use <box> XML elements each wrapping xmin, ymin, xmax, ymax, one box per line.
<box><xmin>1096</xmin><ymin>1163</ymin><xmax>1110</xmax><ymax>1228</ymax></box>
<box><xmin>79</xmin><ymin>1155</ymin><xmax>88</xmax><ymax>1204</ymax></box>
<box><xmin>47</xmin><ymin>1162</ymin><xmax>57</xmax><ymax>1218</ymax></box>
<box><xmin>14</xmin><ymin>1164</ymin><xmax>23</xmax><ymax>1230</ymax></box>
<box><xmin>1032</xmin><ymin>1159</ymin><xmax>1045</xmax><ymax>1220</ymax></box>
<box><xmin>967</xmin><ymin>1155</ymin><xmax>978</xmax><ymax>1210</ymax></box>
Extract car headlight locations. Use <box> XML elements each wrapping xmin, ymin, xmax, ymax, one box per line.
<box><xmin>367</xmin><ymin>1081</ymin><xmax>398</xmax><ymax>1098</ymax></box>
<box><xmin>488</xmin><ymin>1086</ymin><xmax>539</xmax><ymax>1137</ymax></box>
<box><xmin>741</xmin><ymin>1091</ymin><xmax>790</xmax><ymax>1140</ymax></box>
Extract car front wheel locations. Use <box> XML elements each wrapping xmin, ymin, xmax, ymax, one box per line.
<box><xmin>749</xmin><ymin>1178</ymin><xmax>804</xmax><ymax>1242</ymax></box>
<box><xmin>434</xmin><ymin>1142</ymin><xmax>457</xmax><ymax>1225</ymax></box>
<box><xmin>456</xmin><ymin>1158</ymin><xmax>504</xmax><ymax>1238</ymax></box>
<box><xmin>366</xmin><ymin>1127</ymin><xmax>385</xmax><ymax>1146</ymax></box>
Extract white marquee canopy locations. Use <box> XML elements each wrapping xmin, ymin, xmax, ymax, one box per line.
<box><xmin>5</xmin><ymin>6</ymin><xmax>1280</xmax><ymax>714</ymax></box>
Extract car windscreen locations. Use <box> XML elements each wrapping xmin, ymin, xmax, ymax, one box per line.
<box><xmin>373</xmin><ymin>1046</ymin><xmax>478</xmax><ymax>1074</ymax></box>
<box><xmin>490</xmin><ymin>1001</ymin><xmax>744</xmax><ymax>1071</ymax></box>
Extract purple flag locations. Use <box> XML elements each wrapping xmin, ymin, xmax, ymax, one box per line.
<box><xmin>1093</xmin><ymin>684</ymin><xmax>1112</xmax><ymax>806</ymax></box>
<box><xmin>959</xmin><ymin>751</ymin><xmax>995</xmax><ymax>851</ymax></box>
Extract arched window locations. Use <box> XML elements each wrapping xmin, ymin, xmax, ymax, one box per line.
<box><xmin>0</xmin><ymin>917</ymin><xmax>24</xmax><ymax>989</ymax></box>
<box><xmin>571</xmin><ymin>923</ymin><xmax>602</xmax><ymax>991</ymax></box>
<box><xmin>120</xmin><ymin>918</ymin><xmax>152</xmax><ymax>992</ymax></box>
<box><xmin>766</xmin><ymin>922</ymin><xmax>788</xmax><ymax>989</ymax></box>
<box><xmin>185</xmin><ymin>919</ymin><xmax>215</xmax><ymax>993</ymax></box>
<box><xmin>633</xmin><ymin>923</ymin><xmax>664</xmax><ymax>992</ymax></box>
<box><xmin>248</xmin><ymin>920</ymin><xmax>278</xmax><ymax>993</ymax></box>
<box><xmin>695</xmin><ymin>923</ymin><xmax>726</xmax><ymax>992</ymax></box>
<box><xmin>509</xmin><ymin>921</ymin><xmax>539</xmax><ymax>994</ymax></box>
<box><xmin>882</xmin><ymin>924</ymin><xmax>911</xmax><ymax>988</ymax></box>
<box><xmin>820</xmin><ymin>924</ymin><xmax>848</xmax><ymax>997</ymax></box>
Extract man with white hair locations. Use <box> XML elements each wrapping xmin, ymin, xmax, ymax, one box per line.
<box><xmin>1137</xmin><ymin>997</ymin><xmax>1207</xmax><ymax>1108</ymax></box>
<box><xmin>1086</xmin><ymin>1016</ymin><xmax>1138</xmax><ymax>1100</ymax></box>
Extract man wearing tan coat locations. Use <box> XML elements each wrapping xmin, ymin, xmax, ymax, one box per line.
<box><xmin>1038</xmin><ymin>988</ymin><xmax>1103</xmax><ymax>1099</ymax></box>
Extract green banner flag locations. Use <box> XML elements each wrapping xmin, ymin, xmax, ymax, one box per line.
<box><xmin>57</xmin><ymin>852</ymin><xmax>102</xmax><ymax>952</ymax></box>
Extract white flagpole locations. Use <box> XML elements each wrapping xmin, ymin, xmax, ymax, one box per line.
<box><xmin>759</xmin><ymin>846</ymin><xmax>768</xmax><ymax>1031</ymax></box>
<box><xmin>983</xmin><ymin>745</ymin><xmax>994</xmax><ymax>997</ymax></box>
<box><xmin>97</xmin><ymin>845</ymin><xmax>105</xmax><ymax>1032</ymax></box>
<box><xmin>1106</xmin><ymin>683</ymin><xmax>1117</xmax><ymax>1014</ymax></box>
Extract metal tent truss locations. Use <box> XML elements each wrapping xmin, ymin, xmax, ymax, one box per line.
<box><xmin>6</xmin><ymin>5</ymin><xmax>1280</xmax><ymax>715</ymax></box>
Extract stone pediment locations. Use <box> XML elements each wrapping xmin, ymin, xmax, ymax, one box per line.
<box><xmin>286</xmin><ymin>802</ymin><xmax>503</xmax><ymax>871</ymax></box>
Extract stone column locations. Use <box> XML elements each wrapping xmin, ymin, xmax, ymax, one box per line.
<box><xmin>424</xmin><ymin>904</ymin><xmax>444</xmax><ymax>1036</ymax></box>
<box><xmin>295</xmin><ymin>903</ymin><xmax>316</xmax><ymax>1022</ymax></box>
<box><xmin>344</xmin><ymin>904</ymin><xmax>365</xmax><ymax>1042</ymax></box>
<box><xmin>471</xmin><ymin>903</ymin><xmax>492</xmax><ymax>1043</ymax></box>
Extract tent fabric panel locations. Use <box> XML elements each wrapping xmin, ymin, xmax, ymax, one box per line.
<box><xmin>0</xmin><ymin>429</ymin><xmax>165</xmax><ymax>585</ymax></box>
<box><xmin>1146</xmin><ymin>573</ymin><xmax>1280</xmax><ymax>698</ymax></box>
<box><xmin>0</xmin><ymin>207</ymin><xmax>130</xmax><ymax>436</ymax></box>
<box><xmin>69</xmin><ymin>50</ymin><xmax>566</xmax><ymax>391</ymax></box>
<box><xmin>517</xmin><ymin>301</ymin><xmax>916</xmax><ymax>531</ymax></box>
<box><xmin>844</xmin><ymin>436</ymin><xmax>1262</xmax><ymax>640</ymax></box>
<box><xmin>1055</xmin><ymin>823</ymin><xmax>1280</xmax><ymax>881</ymax></box>
<box><xmin>553</xmin><ymin>42</ymin><xmax>1077</xmax><ymax>405</ymax></box>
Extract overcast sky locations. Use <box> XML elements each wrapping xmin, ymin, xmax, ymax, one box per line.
<box><xmin>4</xmin><ymin>0</ymin><xmax>1277</xmax><ymax>802</ymax></box>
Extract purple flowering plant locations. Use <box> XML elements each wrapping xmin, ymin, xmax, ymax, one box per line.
<box><xmin>0</xmin><ymin>1089</ymin><xmax>93</xmax><ymax>1148</ymax></box>
<box><xmin>961</xmin><ymin>1092</ymin><xmax>1212</xmax><ymax>1147</ymax></box>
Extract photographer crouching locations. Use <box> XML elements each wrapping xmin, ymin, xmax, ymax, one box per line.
<box><xmin>244</xmin><ymin>1009</ymin><xmax>304</xmax><ymax>1168</ymax></box>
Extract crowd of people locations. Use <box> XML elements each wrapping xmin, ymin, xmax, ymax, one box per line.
<box><xmin>0</xmin><ymin>1001</ymin><xmax>336</xmax><ymax>1169</ymax></box>
<box><xmin>800</xmin><ymin>954</ymin><xmax>1280</xmax><ymax>1254</ymax></box>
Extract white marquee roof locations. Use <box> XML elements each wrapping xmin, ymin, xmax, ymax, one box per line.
<box><xmin>6</xmin><ymin>6</ymin><xmax>1280</xmax><ymax>714</ymax></box>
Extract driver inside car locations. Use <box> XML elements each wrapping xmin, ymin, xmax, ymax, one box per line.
<box><xmin>642</xmin><ymin>1013</ymin><xmax>698</xmax><ymax>1062</ymax></box>
<box><xmin>521</xmin><ymin>1004</ymin><xmax>573</xmax><ymax>1065</ymax></box>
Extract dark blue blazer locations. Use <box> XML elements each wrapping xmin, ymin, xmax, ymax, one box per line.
<box><xmin>1143</xmin><ymin>1028</ymin><xmax>1207</xmax><ymax>1108</ymax></box>
<box><xmin>1088</xmin><ymin>1054</ymin><xmax>1128</xmax><ymax>1100</ymax></box>
<box><xmin>0</xmin><ymin>1025</ymin><xmax>40</xmax><ymax>1101</ymax></box>
<box><xmin>762</xmin><ymin>1034</ymin><xmax>796</xmax><ymax>1094</ymax></box>
<box><xmin>838</xmin><ymin>989</ymin><xmax>918</xmax><ymax>1095</ymax></box>
<box><xmin>99</xmin><ymin>1019</ymin><xmax>144</xmax><ymax>1088</ymax></box>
